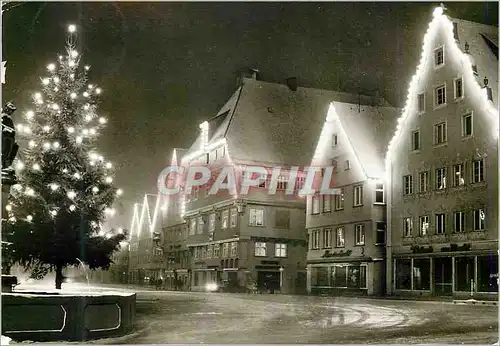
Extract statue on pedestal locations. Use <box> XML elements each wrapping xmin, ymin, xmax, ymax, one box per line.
<box><xmin>2</xmin><ymin>101</ymin><xmax>19</xmax><ymax>185</ymax></box>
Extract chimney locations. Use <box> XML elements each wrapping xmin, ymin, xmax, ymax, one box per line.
<box><xmin>286</xmin><ymin>77</ymin><xmax>298</xmax><ymax>91</ymax></box>
<box><xmin>453</xmin><ymin>22</ymin><xmax>459</xmax><ymax>42</ymax></box>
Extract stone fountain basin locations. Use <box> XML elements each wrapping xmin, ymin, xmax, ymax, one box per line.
<box><xmin>1</xmin><ymin>289</ymin><xmax>136</xmax><ymax>342</ymax></box>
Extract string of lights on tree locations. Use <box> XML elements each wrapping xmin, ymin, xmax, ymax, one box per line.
<box><xmin>5</xmin><ymin>24</ymin><xmax>125</xmax><ymax>241</ymax></box>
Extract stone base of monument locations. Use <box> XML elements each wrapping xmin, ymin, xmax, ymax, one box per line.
<box><xmin>1</xmin><ymin>290</ymin><xmax>136</xmax><ymax>342</ymax></box>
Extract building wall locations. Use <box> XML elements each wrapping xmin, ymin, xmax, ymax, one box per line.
<box><xmin>388</xmin><ymin>18</ymin><xmax>498</xmax><ymax>297</ymax></box>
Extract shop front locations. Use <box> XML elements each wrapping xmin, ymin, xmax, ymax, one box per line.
<box><xmin>393</xmin><ymin>252</ymin><xmax>498</xmax><ymax>299</ymax></box>
<box><xmin>308</xmin><ymin>262</ymin><xmax>370</xmax><ymax>296</ymax></box>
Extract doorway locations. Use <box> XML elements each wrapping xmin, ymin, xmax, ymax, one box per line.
<box><xmin>434</xmin><ymin>257</ymin><xmax>452</xmax><ymax>295</ymax></box>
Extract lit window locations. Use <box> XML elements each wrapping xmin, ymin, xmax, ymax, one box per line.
<box><xmin>454</xmin><ymin>164</ymin><xmax>465</xmax><ymax>186</ymax></box>
<box><xmin>473</xmin><ymin>209</ymin><xmax>485</xmax><ymax>231</ymax></box>
<box><xmin>208</xmin><ymin>213</ymin><xmax>216</xmax><ymax>232</ymax></box>
<box><xmin>322</xmin><ymin>228</ymin><xmax>332</xmax><ymax>248</ymax></box>
<box><xmin>403</xmin><ymin>217</ymin><xmax>413</xmax><ymax>237</ymax></box>
<box><xmin>310</xmin><ymin>230</ymin><xmax>320</xmax><ymax>249</ymax></box>
<box><xmin>412</xmin><ymin>131</ymin><xmax>420</xmax><ymax>151</ymax></box>
<box><xmin>419</xmin><ymin>216</ymin><xmax>429</xmax><ymax>236</ymax></box>
<box><xmin>353</xmin><ymin>185</ymin><xmax>363</xmax><ymax>206</ymax></box>
<box><xmin>454</xmin><ymin>77</ymin><xmax>464</xmax><ymax>99</ymax></box>
<box><xmin>323</xmin><ymin>195</ymin><xmax>332</xmax><ymax>212</ymax></box>
<box><xmin>435</xmin><ymin>213</ymin><xmax>446</xmax><ymax>234</ymax></box>
<box><xmin>334</xmin><ymin>188</ymin><xmax>345</xmax><ymax>210</ymax></box>
<box><xmin>403</xmin><ymin>175</ymin><xmax>413</xmax><ymax>195</ymax></box>
<box><xmin>249</xmin><ymin>208</ymin><xmax>264</xmax><ymax>226</ymax></box>
<box><xmin>375</xmin><ymin>183</ymin><xmax>384</xmax><ymax>204</ymax></box>
<box><xmin>435</xmin><ymin>85</ymin><xmax>446</xmax><ymax>107</ymax></box>
<box><xmin>419</xmin><ymin>171</ymin><xmax>429</xmax><ymax>192</ymax></box>
<box><xmin>436</xmin><ymin>168</ymin><xmax>446</xmax><ymax>190</ymax></box>
<box><xmin>454</xmin><ymin>212</ymin><xmax>465</xmax><ymax>233</ymax></box>
<box><xmin>462</xmin><ymin>113</ymin><xmax>472</xmax><ymax>137</ymax></box>
<box><xmin>197</xmin><ymin>216</ymin><xmax>204</xmax><ymax>234</ymax></box>
<box><xmin>230</xmin><ymin>242</ymin><xmax>238</xmax><ymax>257</ymax></box>
<box><xmin>311</xmin><ymin>195</ymin><xmax>320</xmax><ymax>214</ymax></box>
<box><xmin>472</xmin><ymin>159</ymin><xmax>484</xmax><ymax>183</ymax></box>
<box><xmin>355</xmin><ymin>224</ymin><xmax>365</xmax><ymax>245</ymax></box>
<box><xmin>417</xmin><ymin>93</ymin><xmax>425</xmax><ymax>113</ymax></box>
<box><xmin>230</xmin><ymin>208</ymin><xmax>237</xmax><ymax>227</ymax></box>
<box><xmin>254</xmin><ymin>242</ymin><xmax>267</xmax><ymax>257</ymax></box>
<box><xmin>434</xmin><ymin>122</ymin><xmax>447</xmax><ymax>144</ymax></box>
<box><xmin>434</xmin><ymin>46</ymin><xmax>444</xmax><ymax>67</ymax></box>
<box><xmin>221</xmin><ymin>210</ymin><xmax>229</xmax><ymax>229</ymax></box>
<box><xmin>275</xmin><ymin>243</ymin><xmax>287</xmax><ymax>257</ymax></box>
<box><xmin>335</xmin><ymin>227</ymin><xmax>345</xmax><ymax>248</ymax></box>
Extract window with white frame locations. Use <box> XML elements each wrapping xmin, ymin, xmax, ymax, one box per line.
<box><xmin>334</xmin><ymin>188</ymin><xmax>345</xmax><ymax>210</ymax></box>
<box><xmin>230</xmin><ymin>242</ymin><xmax>238</xmax><ymax>257</ymax></box>
<box><xmin>435</xmin><ymin>85</ymin><xmax>446</xmax><ymax>107</ymax></box>
<box><xmin>403</xmin><ymin>175</ymin><xmax>413</xmax><ymax>195</ymax></box>
<box><xmin>190</xmin><ymin>218</ymin><xmax>197</xmax><ymax>235</ymax></box>
<box><xmin>311</xmin><ymin>195</ymin><xmax>320</xmax><ymax>214</ymax></box>
<box><xmin>454</xmin><ymin>211</ymin><xmax>465</xmax><ymax>233</ymax></box>
<box><xmin>462</xmin><ymin>113</ymin><xmax>472</xmax><ymax>137</ymax></box>
<box><xmin>353</xmin><ymin>185</ymin><xmax>363</xmax><ymax>206</ymax></box>
<box><xmin>208</xmin><ymin>213</ymin><xmax>216</xmax><ymax>232</ymax></box>
<box><xmin>454</xmin><ymin>164</ymin><xmax>465</xmax><ymax>186</ymax></box>
<box><xmin>472</xmin><ymin>159</ymin><xmax>484</xmax><ymax>183</ymax></box>
<box><xmin>436</xmin><ymin>168</ymin><xmax>446</xmax><ymax>190</ymax></box>
<box><xmin>434</xmin><ymin>46</ymin><xmax>444</xmax><ymax>66</ymax></box>
<box><xmin>323</xmin><ymin>195</ymin><xmax>332</xmax><ymax>212</ymax></box>
<box><xmin>417</xmin><ymin>93</ymin><xmax>425</xmax><ymax>113</ymax></box>
<box><xmin>435</xmin><ymin>214</ymin><xmax>446</xmax><ymax>234</ymax></box>
<box><xmin>222</xmin><ymin>242</ymin><xmax>229</xmax><ymax>257</ymax></box>
<box><xmin>213</xmin><ymin>244</ymin><xmax>220</xmax><ymax>258</ymax></box>
<box><xmin>420</xmin><ymin>216</ymin><xmax>429</xmax><ymax>236</ymax></box>
<box><xmin>310</xmin><ymin>230</ymin><xmax>320</xmax><ymax>249</ymax></box>
<box><xmin>419</xmin><ymin>171</ymin><xmax>429</xmax><ymax>192</ymax></box>
<box><xmin>221</xmin><ymin>210</ymin><xmax>229</xmax><ymax>229</ymax></box>
<box><xmin>197</xmin><ymin>216</ymin><xmax>204</xmax><ymax>234</ymax></box>
<box><xmin>473</xmin><ymin>209</ymin><xmax>485</xmax><ymax>231</ymax></box>
<box><xmin>277</xmin><ymin>175</ymin><xmax>288</xmax><ymax>191</ymax></box>
<box><xmin>275</xmin><ymin>243</ymin><xmax>287</xmax><ymax>257</ymax></box>
<box><xmin>322</xmin><ymin>228</ymin><xmax>332</xmax><ymax>248</ymax></box>
<box><xmin>412</xmin><ymin>130</ymin><xmax>420</xmax><ymax>151</ymax></box>
<box><xmin>230</xmin><ymin>207</ymin><xmax>237</xmax><ymax>227</ymax></box>
<box><xmin>254</xmin><ymin>242</ymin><xmax>267</xmax><ymax>256</ymax></box>
<box><xmin>434</xmin><ymin>122</ymin><xmax>447</xmax><ymax>144</ymax></box>
<box><xmin>403</xmin><ymin>217</ymin><xmax>413</xmax><ymax>237</ymax></box>
<box><xmin>249</xmin><ymin>208</ymin><xmax>264</xmax><ymax>226</ymax></box>
<box><xmin>335</xmin><ymin>227</ymin><xmax>345</xmax><ymax>247</ymax></box>
<box><xmin>355</xmin><ymin>224</ymin><xmax>365</xmax><ymax>245</ymax></box>
<box><xmin>193</xmin><ymin>247</ymin><xmax>200</xmax><ymax>259</ymax></box>
<box><xmin>332</xmin><ymin>134</ymin><xmax>338</xmax><ymax>147</ymax></box>
<box><xmin>345</xmin><ymin>160</ymin><xmax>350</xmax><ymax>170</ymax></box>
<box><xmin>454</xmin><ymin>77</ymin><xmax>463</xmax><ymax>99</ymax></box>
<box><xmin>375</xmin><ymin>183</ymin><xmax>384</xmax><ymax>204</ymax></box>
<box><xmin>207</xmin><ymin>244</ymin><xmax>213</xmax><ymax>259</ymax></box>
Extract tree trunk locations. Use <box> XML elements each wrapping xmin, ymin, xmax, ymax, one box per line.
<box><xmin>55</xmin><ymin>264</ymin><xmax>63</xmax><ymax>290</ymax></box>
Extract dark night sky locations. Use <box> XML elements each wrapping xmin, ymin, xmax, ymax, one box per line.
<box><xmin>2</xmin><ymin>2</ymin><xmax>498</xmax><ymax>225</ymax></box>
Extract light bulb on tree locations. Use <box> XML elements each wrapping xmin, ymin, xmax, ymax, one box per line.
<box><xmin>69</xmin><ymin>205</ymin><xmax>76</xmax><ymax>212</ymax></box>
<box><xmin>53</xmin><ymin>141</ymin><xmax>60</xmax><ymax>149</ymax></box>
<box><xmin>69</xmin><ymin>61</ymin><xmax>75</xmax><ymax>67</ymax></box>
<box><xmin>26</xmin><ymin>110</ymin><xmax>35</xmax><ymax>119</ymax></box>
<box><xmin>15</xmin><ymin>161</ymin><xmax>25</xmax><ymax>170</ymax></box>
<box><xmin>89</xmin><ymin>128</ymin><xmax>96</xmax><ymax>135</ymax></box>
<box><xmin>76</xmin><ymin>136</ymin><xmax>83</xmax><ymax>144</ymax></box>
<box><xmin>99</xmin><ymin>117</ymin><xmax>107</xmax><ymax>124</ymax></box>
<box><xmin>83</xmin><ymin>129</ymin><xmax>89</xmax><ymax>135</ymax></box>
<box><xmin>84</xmin><ymin>104</ymin><xmax>90</xmax><ymax>110</ymax></box>
<box><xmin>70</xmin><ymin>92</ymin><xmax>77</xmax><ymax>99</ymax></box>
<box><xmin>34</xmin><ymin>92</ymin><xmax>42</xmax><ymax>100</ymax></box>
<box><xmin>25</xmin><ymin>188</ymin><xmax>35</xmax><ymax>196</ymax></box>
<box><xmin>116</xmin><ymin>189</ymin><xmax>123</xmax><ymax>196</ymax></box>
<box><xmin>43</xmin><ymin>125</ymin><xmax>50</xmax><ymax>132</ymax></box>
<box><xmin>54</xmin><ymin>87</ymin><xmax>59</xmax><ymax>92</ymax></box>
<box><xmin>42</xmin><ymin>78</ymin><xmax>50</xmax><ymax>85</ymax></box>
<box><xmin>73</xmin><ymin>172</ymin><xmax>81</xmax><ymax>179</ymax></box>
<box><xmin>67</xmin><ymin>127</ymin><xmax>75</xmax><ymax>133</ymax></box>
<box><xmin>92</xmin><ymin>186</ymin><xmax>99</xmax><ymax>193</ymax></box>
<box><xmin>88</xmin><ymin>84</ymin><xmax>93</xmax><ymax>89</ymax></box>
<box><xmin>68</xmin><ymin>24</ymin><xmax>76</xmax><ymax>33</ymax></box>
<box><xmin>5</xmin><ymin>204</ymin><xmax>12</xmax><ymax>212</ymax></box>
<box><xmin>118</xmin><ymin>228</ymin><xmax>124</xmax><ymax>234</ymax></box>
<box><xmin>26</xmin><ymin>215</ymin><xmax>33</xmax><ymax>222</ymax></box>
<box><xmin>53</xmin><ymin>76</ymin><xmax>60</xmax><ymax>83</ymax></box>
<box><xmin>70</xmin><ymin>50</ymin><xmax>78</xmax><ymax>58</ymax></box>
<box><xmin>16</xmin><ymin>124</ymin><xmax>24</xmax><ymax>131</ymax></box>
<box><xmin>23</xmin><ymin>127</ymin><xmax>31</xmax><ymax>134</ymax></box>
<box><xmin>33</xmin><ymin>163</ymin><xmax>41</xmax><ymax>171</ymax></box>
<box><xmin>50</xmin><ymin>210</ymin><xmax>58</xmax><ymax>217</ymax></box>
<box><xmin>83</xmin><ymin>92</ymin><xmax>89</xmax><ymax>97</ymax></box>
<box><xmin>67</xmin><ymin>191</ymin><xmax>76</xmax><ymax>199</ymax></box>
<box><xmin>85</xmin><ymin>115</ymin><xmax>92</xmax><ymax>122</ymax></box>
<box><xmin>47</xmin><ymin>63</ymin><xmax>56</xmax><ymax>71</ymax></box>
<box><xmin>95</xmin><ymin>88</ymin><xmax>102</xmax><ymax>94</ymax></box>
<box><xmin>29</xmin><ymin>140</ymin><xmax>36</xmax><ymax>148</ymax></box>
<box><xmin>43</xmin><ymin>142</ymin><xmax>51</xmax><ymax>150</ymax></box>
<box><xmin>50</xmin><ymin>183</ymin><xmax>59</xmax><ymax>191</ymax></box>
<box><xmin>84</xmin><ymin>65</ymin><xmax>90</xmax><ymax>71</ymax></box>
<box><xmin>62</xmin><ymin>168</ymin><xmax>68</xmax><ymax>173</ymax></box>
<box><xmin>52</xmin><ymin>103</ymin><xmax>60</xmax><ymax>110</ymax></box>
<box><xmin>105</xmin><ymin>162</ymin><xmax>112</xmax><ymax>169</ymax></box>
<box><xmin>105</xmin><ymin>176</ymin><xmax>113</xmax><ymax>184</ymax></box>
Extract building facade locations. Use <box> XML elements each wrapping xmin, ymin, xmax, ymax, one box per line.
<box><xmin>306</xmin><ymin>98</ymin><xmax>400</xmax><ymax>296</ymax></box>
<box><xmin>386</xmin><ymin>9</ymin><xmax>499</xmax><ymax>299</ymax></box>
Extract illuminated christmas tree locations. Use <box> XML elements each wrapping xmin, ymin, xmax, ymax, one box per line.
<box><xmin>2</xmin><ymin>24</ymin><xmax>126</xmax><ymax>289</ymax></box>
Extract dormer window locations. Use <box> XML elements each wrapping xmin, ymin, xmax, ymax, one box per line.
<box><xmin>332</xmin><ymin>134</ymin><xmax>338</xmax><ymax>147</ymax></box>
<box><xmin>434</xmin><ymin>46</ymin><xmax>444</xmax><ymax>67</ymax></box>
<box><xmin>345</xmin><ymin>160</ymin><xmax>350</xmax><ymax>171</ymax></box>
